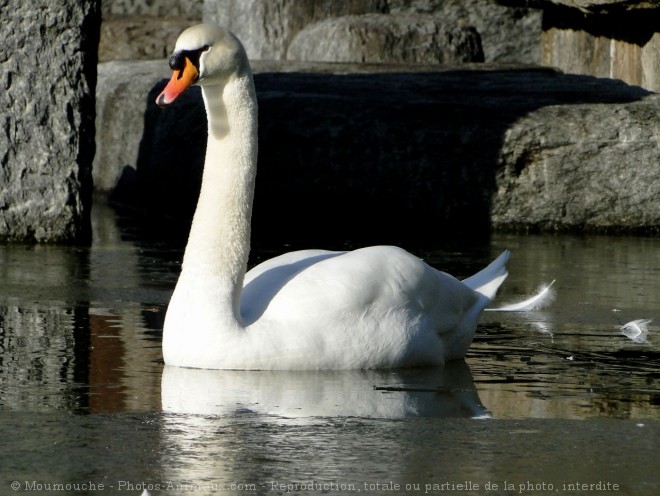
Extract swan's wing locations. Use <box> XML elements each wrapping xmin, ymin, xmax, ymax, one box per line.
<box><xmin>244</xmin><ymin>246</ymin><xmax>476</xmax><ymax>329</ymax></box>
<box><xmin>241</xmin><ymin>249</ymin><xmax>344</xmax><ymax>323</ymax></box>
<box><xmin>238</xmin><ymin>246</ymin><xmax>489</xmax><ymax>368</ymax></box>
<box><xmin>243</xmin><ymin>249</ymin><xmax>342</xmax><ymax>285</ymax></box>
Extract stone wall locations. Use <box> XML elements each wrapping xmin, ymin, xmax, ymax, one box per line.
<box><xmin>503</xmin><ymin>0</ymin><xmax>660</xmax><ymax>91</ymax></box>
<box><xmin>0</xmin><ymin>0</ymin><xmax>100</xmax><ymax>243</ymax></box>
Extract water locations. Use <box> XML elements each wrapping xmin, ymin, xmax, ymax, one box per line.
<box><xmin>0</xmin><ymin>203</ymin><xmax>658</xmax><ymax>495</ymax></box>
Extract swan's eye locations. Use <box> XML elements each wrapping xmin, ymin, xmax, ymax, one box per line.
<box><xmin>191</xmin><ymin>46</ymin><xmax>210</xmax><ymax>63</ymax></box>
<box><xmin>170</xmin><ymin>46</ymin><xmax>209</xmax><ymax>72</ymax></box>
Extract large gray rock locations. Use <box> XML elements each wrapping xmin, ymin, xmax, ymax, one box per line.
<box><xmin>389</xmin><ymin>0</ymin><xmax>542</xmax><ymax>64</ymax></box>
<box><xmin>204</xmin><ymin>0</ymin><xmax>387</xmax><ymax>60</ymax></box>
<box><xmin>96</xmin><ymin>59</ymin><xmax>659</xmax><ymax>241</ymax></box>
<box><xmin>493</xmin><ymin>97</ymin><xmax>660</xmax><ymax>232</ymax></box>
<box><xmin>94</xmin><ymin>61</ymin><xmax>168</xmax><ymax>196</ymax></box>
<box><xmin>0</xmin><ymin>1</ymin><xmax>100</xmax><ymax>243</ymax></box>
<box><xmin>204</xmin><ymin>0</ymin><xmax>541</xmax><ymax>64</ymax></box>
<box><xmin>287</xmin><ymin>14</ymin><xmax>484</xmax><ymax>64</ymax></box>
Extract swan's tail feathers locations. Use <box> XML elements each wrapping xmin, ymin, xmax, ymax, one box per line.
<box><xmin>486</xmin><ymin>279</ymin><xmax>556</xmax><ymax>312</ymax></box>
<box><xmin>462</xmin><ymin>250</ymin><xmax>510</xmax><ymax>303</ymax></box>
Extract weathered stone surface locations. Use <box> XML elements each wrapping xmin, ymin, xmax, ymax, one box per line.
<box><xmin>0</xmin><ymin>0</ymin><xmax>100</xmax><ymax>243</ymax></box>
<box><xmin>287</xmin><ymin>14</ymin><xmax>484</xmax><ymax>64</ymax></box>
<box><xmin>96</xmin><ymin>59</ymin><xmax>659</xmax><ymax>241</ymax></box>
<box><xmin>94</xmin><ymin>61</ymin><xmax>168</xmax><ymax>196</ymax></box>
<box><xmin>203</xmin><ymin>0</ymin><xmax>387</xmax><ymax>60</ymax></box>
<box><xmin>99</xmin><ymin>16</ymin><xmax>196</xmax><ymax>62</ymax></box>
<box><xmin>493</xmin><ymin>97</ymin><xmax>660</xmax><ymax>232</ymax></box>
<box><xmin>204</xmin><ymin>0</ymin><xmax>541</xmax><ymax>64</ymax></box>
<box><xmin>540</xmin><ymin>6</ymin><xmax>660</xmax><ymax>91</ymax></box>
<box><xmin>503</xmin><ymin>0</ymin><xmax>660</xmax><ymax>91</ymax></box>
<box><xmin>102</xmin><ymin>0</ymin><xmax>203</xmax><ymax>18</ymax></box>
<box><xmin>389</xmin><ymin>0</ymin><xmax>542</xmax><ymax>64</ymax></box>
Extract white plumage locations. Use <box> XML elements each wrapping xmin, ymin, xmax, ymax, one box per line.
<box><xmin>158</xmin><ymin>24</ymin><xmax>513</xmax><ymax>370</ymax></box>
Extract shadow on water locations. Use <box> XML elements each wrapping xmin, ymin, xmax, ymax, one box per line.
<box><xmin>115</xmin><ymin>66</ymin><xmax>651</xmax><ymax>248</ymax></box>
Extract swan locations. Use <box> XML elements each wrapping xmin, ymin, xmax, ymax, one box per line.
<box><xmin>155</xmin><ymin>23</ymin><xmax>511</xmax><ymax>370</ymax></box>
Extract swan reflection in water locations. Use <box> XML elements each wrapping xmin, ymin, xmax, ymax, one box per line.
<box><xmin>158</xmin><ymin>362</ymin><xmax>488</xmax><ymax>486</ymax></box>
<box><xmin>161</xmin><ymin>360</ymin><xmax>489</xmax><ymax>419</ymax></box>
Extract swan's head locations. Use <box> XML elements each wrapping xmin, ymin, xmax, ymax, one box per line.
<box><xmin>156</xmin><ymin>23</ymin><xmax>248</xmax><ymax>107</ymax></box>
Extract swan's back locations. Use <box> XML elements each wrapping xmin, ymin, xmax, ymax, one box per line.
<box><xmin>233</xmin><ymin>246</ymin><xmax>504</xmax><ymax>369</ymax></box>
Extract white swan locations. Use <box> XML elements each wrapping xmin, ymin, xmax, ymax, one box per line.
<box><xmin>156</xmin><ymin>23</ymin><xmax>510</xmax><ymax>370</ymax></box>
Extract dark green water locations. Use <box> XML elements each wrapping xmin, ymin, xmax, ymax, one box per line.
<box><xmin>0</xmin><ymin>203</ymin><xmax>658</xmax><ymax>495</ymax></box>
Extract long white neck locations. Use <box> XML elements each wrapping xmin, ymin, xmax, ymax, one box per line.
<box><xmin>181</xmin><ymin>69</ymin><xmax>258</xmax><ymax>326</ymax></box>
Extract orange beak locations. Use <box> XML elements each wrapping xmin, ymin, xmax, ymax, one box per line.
<box><xmin>156</xmin><ymin>56</ymin><xmax>199</xmax><ymax>107</ymax></box>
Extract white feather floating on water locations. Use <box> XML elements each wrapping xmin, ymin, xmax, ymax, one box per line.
<box><xmin>620</xmin><ymin>319</ymin><xmax>651</xmax><ymax>344</ymax></box>
<box><xmin>486</xmin><ymin>280</ymin><xmax>556</xmax><ymax>312</ymax></box>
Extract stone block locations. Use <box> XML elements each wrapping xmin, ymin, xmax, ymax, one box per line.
<box><xmin>493</xmin><ymin>92</ymin><xmax>660</xmax><ymax>232</ymax></box>
<box><xmin>0</xmin><ymin>0</ymin><xmax>100</xmax><ymax>243</ymax></box>
<box><xmin>99</xmin><ymin>16</ymin><xmax>196</xmax><ymax>62</ymax></box>
<box><xmin>286</xmin><ymin>14</ymin><xmax>484</xmax><ymax>64</ymax></box>
<box><xmin>94</xmin><ymin>61</ymin><xmax>166</xmax><ymax>197</ymax></box>
<box><xmin>505</xmin><ymin>0</ymin><xmax>660</xmax><ymax>91</ymax></box>
<box><xmin>389</xmin><ymin>0</ymin><xmax>542</xmax><ymax>64</ymax></box>
<box><xmin>204</xmin><ymin>0</ymin><xmax>541</xmax><ymax>64</ymax></box>
<box><xmin>541</xmin><ymin>5</ymin><xmax>660</xmax><ymax>91</ymax></box>
<box><xmin>102</xmin><ymin>0</ymin><xmax>203</xmax><ymax>18</ymax></box>
<box><xmin>96</xmin><ymin>59</ymin><xmax>660</xmax><ymax>241</ymax></box>
<box><xmin>203</xmin><ymin>0</ymin><xmax>387</xmax><ymax>60</ymax></box>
